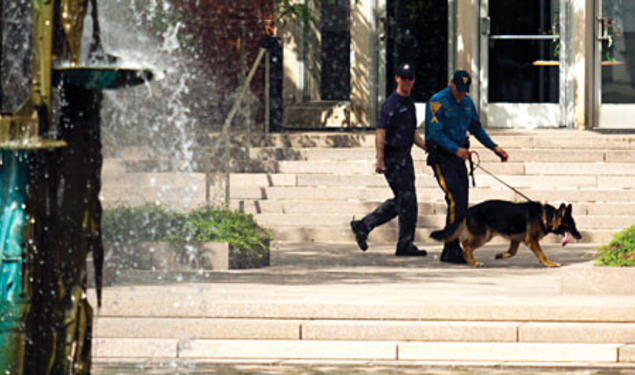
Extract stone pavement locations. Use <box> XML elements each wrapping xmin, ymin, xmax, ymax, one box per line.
<box><xmin>89</xmin><ymin>241</ymin><xmax>635</xmax><ymax>369</ymax></box>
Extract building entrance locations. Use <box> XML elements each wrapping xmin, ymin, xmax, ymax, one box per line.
<box><xmin>479</xmin><ymin>0</ymin><xmax>568</xmax><ymax>128</ymax></box>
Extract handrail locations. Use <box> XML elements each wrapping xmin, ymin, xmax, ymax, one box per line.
<box><xmin>219</xmin><ymin>47</ymin><xmax>268</xmax><ymax>208</ymax></box>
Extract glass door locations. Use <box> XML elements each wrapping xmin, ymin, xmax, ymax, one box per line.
<box><xmin>480</xmin><ymin>0</ymin><xmax>568</xmax><ymax>128</ymax></box>
<box><xmin>595</xmin><ymin>0</ymin><xmax>635</xmax><ymax>128</ymax></box>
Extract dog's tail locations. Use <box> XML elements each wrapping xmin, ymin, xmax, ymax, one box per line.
<box><xmin>430</xmin><ymin>218</ymin><xmax>466</xmax><ymax>243</ymax></box>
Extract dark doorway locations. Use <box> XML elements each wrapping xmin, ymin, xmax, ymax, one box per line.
<box><xmin>386</xmin><ymin>0</ymin><xmax>447</xmax><ymax>102</ymax></box>
<box><xmin>320</xmin><ymin>0</ymin><xmax>350</xmax><ymax>101</ymax></box>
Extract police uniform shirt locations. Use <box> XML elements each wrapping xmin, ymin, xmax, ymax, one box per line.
<box><xmin>378</xmin><ymin>91</ymin><xmax>417</xmax><ymax>153</ymax></box>
<box><xmin>425</xmin><ymin>87</ymin><xmax>496</xmax><ymax>154</ymax></box>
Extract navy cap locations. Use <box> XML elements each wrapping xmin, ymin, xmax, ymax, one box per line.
<box><xmin>395</xmin><ymin>63</ymin><xmax>415</xmax><ymax>78</ymax></box>
<box><xmin>452</xmin><ymin>70</ymin><xmax>471</xmax><ymax>92</ymax></box>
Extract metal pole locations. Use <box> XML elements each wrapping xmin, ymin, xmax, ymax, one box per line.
<box><xmin>224</xmin><ymin>130</ymin><xmax>230</xmax><ymax>209</ymax></box>
<box><xmin>265</xmin><ymin>51</ymin><xmax>270</xmax><ymax>133</ymax></box>
<box><xmin>221</xmin><ymin>48</ymin><xmax>266</xmax><ymax>136</ymax></box>
<box><xmin>220</xmin><ymin>48</ymin><xmax>267</xmax><ymax>207</ymax></box>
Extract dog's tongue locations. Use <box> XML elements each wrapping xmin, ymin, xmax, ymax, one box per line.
<box><xmin>561</xmin><ymin>231</ymin><xmax>570</xmax><ymax>247</ymax></box>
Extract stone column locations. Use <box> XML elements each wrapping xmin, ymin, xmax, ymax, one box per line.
<box><xmin>350</xmin><ymin>0</ymin><xmax>374</xmax><ymax>126</ymax></box>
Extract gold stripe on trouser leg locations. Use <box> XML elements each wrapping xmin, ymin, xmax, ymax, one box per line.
<box><xmin>434</xmin><ymin>163</ymin><xmax>455</xmax><ymax>224</ymax></box>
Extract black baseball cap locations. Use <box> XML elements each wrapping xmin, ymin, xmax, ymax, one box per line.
<box><xmin>396</xmin><ymin>63</ymin><xmax>415</xmax><ymax>78</ymax></box>
<box><xmin>452</xmin><ymin>70</ymin><xmax>471</xmax><ymax>92</ymax></box>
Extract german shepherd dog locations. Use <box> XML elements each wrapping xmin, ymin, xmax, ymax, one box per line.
<box><xmin>430</xmin><ymin>200</ymin><xmax>582</xmax><ymax>267</ymax></box>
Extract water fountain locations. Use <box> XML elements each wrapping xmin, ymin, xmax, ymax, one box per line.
<box><xmin>0</xmin><ymin>0</ymin><xmax>151</xmax><ymax>373</ymax></box>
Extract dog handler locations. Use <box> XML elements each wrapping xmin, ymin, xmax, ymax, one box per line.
<box><xmin>350</xmin><ymin>63</ymin><xmax>428</xmax><ymax>256</ymax></box>
<box><xmin>425</xmin><ymin>70</ymin><xmax>509</xmax><ymax>263</ymax></box>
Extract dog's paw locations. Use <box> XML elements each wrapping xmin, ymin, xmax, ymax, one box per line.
<box><xmin>543</xmin><ymin>261</ymin><xmax>561</xmax><ymax>268</ymax></box>
<box><xmin>472</xmin><ymin>261</ymin><xmax>485</xmax><ymax>267</ymax></box>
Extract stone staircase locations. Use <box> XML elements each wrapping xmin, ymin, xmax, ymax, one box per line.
<box><xmin>100</xmin><ymin>129</ymin><xmax>635</xmax><ymax>246</ymax></box>
<box><xmin>227</xmin><ymin>129</ymin><xmax>635</xmax><ymax>245</ymax></box>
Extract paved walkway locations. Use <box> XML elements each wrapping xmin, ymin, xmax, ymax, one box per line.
<box><xmin>99</xmin><ymin>241</ymin><xmax>625</xmax><ymax>310</ymax></box>
<box><xmin>90</xmin><ymin>241</ymin><xmax>635</xmax><ymax>371</ymax></box>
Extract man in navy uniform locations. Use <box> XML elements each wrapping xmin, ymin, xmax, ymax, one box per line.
<box><xmin>350</xmin><ymin>63</ymin><xmax>428</xmax><ymax>256</ymax></box>
<box><xmin>425</xmin><ymin>70</ymin><xmax>509</xmax><ymax>263</ymax></box>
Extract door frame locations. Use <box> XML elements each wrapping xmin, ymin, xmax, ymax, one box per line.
<box><xmin>478</xmin><ymin>0</ymin><xmax>574</xmax><ymax>129</ymax></box>
<box><xmin>591</xmin><ymin>0</ymin><xmax>635</xmax><ymax>129</ymax></box>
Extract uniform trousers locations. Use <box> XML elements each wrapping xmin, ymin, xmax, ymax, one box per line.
<box><xmin>360</xmin><ymin>151</ymin><xmax>417</xmax><ymax>251</ymax></box>
<box><xmin>430</xmin><ymin>152</ymin><xmax>469</xmax><ymax>252</ymax></box>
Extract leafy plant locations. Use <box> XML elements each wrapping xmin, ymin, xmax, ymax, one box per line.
<box><xmin>274</xmin><ymin>0</ymin><xmax>351</xmax><ymax>25</ymax></box>
<box><xmin>595</xmin><ymin>224</ymin><xmax>635</xmax><ymax>267</ymax></box>
<box><xmin>274</xmin><ymin>0</ymin><xmax>314</xmax><ymax>25</ymax></box>
<box><xmin>101</xmin><ymin>205</ymin><xmax>271</xmax><ymax>263</ymax></box>
<box><xmin>167</xmin><ymin>207</ymin><xmax>272</xmax><ymax>259</ymax></box>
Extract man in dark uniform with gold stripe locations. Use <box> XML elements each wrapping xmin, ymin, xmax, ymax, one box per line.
<box><xmin>425</xmin><ymin>70</ymin><xmax>509</xmax><ymax>263</ymax></box>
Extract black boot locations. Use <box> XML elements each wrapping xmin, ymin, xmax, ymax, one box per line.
<box><xmin>395</xmin><ymin>243</ymin><xmax>428</xmax><ymax>257</ymax></box>
<box><xmin>440</xmin><ymin>240</ymin><xmax>466</xmax><ymax>264</ymax></box>
<box><xmin>350</xmin><ymin>219</ymin><xmax>369</xmax><ymax>251</ymax></box>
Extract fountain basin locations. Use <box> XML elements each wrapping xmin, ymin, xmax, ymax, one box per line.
<box><xmin>53</xmin><ymin>66</ymin><xmax>153</xmax><ymax>89</ymax></box>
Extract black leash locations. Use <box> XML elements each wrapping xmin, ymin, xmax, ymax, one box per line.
<box><xmin>469</xmin><ymin>151</ymin><xmax>534</xmax><ymax>202</ymax></box>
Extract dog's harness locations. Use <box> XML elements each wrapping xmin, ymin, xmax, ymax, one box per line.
<box><xmin>469</xmin><ymin>151</ymin><xmax>533</xmax><ymax>202</ymax></box>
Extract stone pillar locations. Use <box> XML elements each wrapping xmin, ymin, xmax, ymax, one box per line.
<box><xmin>572</xmin><ymin>0</ymin><xmax>588</xmax><ymax>128</ymax></box>
<box><xmin>350</xmin><ymin>0</ymin><xmax>373</xmax><ymax>126</ymax></box>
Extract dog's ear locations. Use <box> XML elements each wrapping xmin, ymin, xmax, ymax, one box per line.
<box><xmin>566</xmin><ymin>204</ymin><xmax>572</xmax><ymax>215</ymax></box>
<box><xmin>557</xmin><ymin>203</ymin><xmax>567</xmax><ymax>217</ymax></box>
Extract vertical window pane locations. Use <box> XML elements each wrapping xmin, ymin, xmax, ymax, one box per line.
<box><xmin>601</xmin><ymin>0</ymin><xmax>635</xmax><ymax>103</ymax></box>
<box><xmin>386</xmin><ymin>0</ymin><xmax>447</xmax><ymax>102</ymax></box>
<box><xmin>320</xmin><ymin>0</ymin><xmax>350</xmax><ymax>101</ymax></box>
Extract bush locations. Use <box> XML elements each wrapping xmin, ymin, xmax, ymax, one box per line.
<box><xmin>166</xmin><ymin>207</ymin><xmax>271</xmax><ymax>262</ymax></box>
<box><xmin>595</xmin><ymin>224</ymin><xmax>635</xmax><ymax>267</ymax></box>
<box><xmin>102</xmin><ymin>205</ymin><xmax>271</xmax><ymax>264</ymax></box>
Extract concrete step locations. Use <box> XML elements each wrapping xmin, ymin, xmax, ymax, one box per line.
<box><xmin>93</xmin><ymin>318</ymin><xmax>635</xmax><ymax>344</ymax></box>
<box><xmin>269</xmin><ymin>226</ymin><xmax>614</xmax><ymax>244</ymax></box>
<box><xmin>91</xmin><ymin>315</ymin><xmax>635</xmax><ymax>361</ymax></box>
<box><xmin>253</xmin><ymin>213</ymin><xmax>635</xmax><ymax>231</ymax></box>
<box><xmin>206</xmin><ymin>130</ymin><xmax>635</xmax><ymax>150</ymax></box>
<box><xmin>274</xmin><ymin>160</ymin><xmax>635</xmax><ymax>176</ymax></box>
<box><xmin>249</xmin><ymin>147</ymin><xmax>635</xmax><ymax>163</ymax></box>
<box><xmin>227</xmin><ymin>172</ymin><xmax>634</xmax><ymax>190</ymax></box>
<box><xmin>230</xmin><ymin>186</ymin><xmax>635</xmax><ymax>203</ymax></box>
<box><xmin>98</xmin><ymin>171</ymin><xmax>635</xmax><ymax>200</ymax></box>
<box><xmin>231</xmin><ymin>199</ymin><xmax>635</xmax><ymax>216</ymax></box>
<box><xmin>91</xmin><ymin>338</ymin><xmax>632</xmax><ymax>363</ymax></box>
<box><xmin>230</xmin><ymin>200</ymin><xmax>449</xmax><ymax>215</ymax></box>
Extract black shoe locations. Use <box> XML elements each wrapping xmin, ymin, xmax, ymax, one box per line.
<box><xmin>440</xmin><ymin>246</ymin><xmax>467</xmax><ymax>264</ymax></box>
<box><xmin>350</xmin><ymin>220</ymin><xmax>368</xmax><ymax>251</ymax></box>
<box><xmin>395</xmin><ymin>244</ymin><xmax>428</xmax><ymax>257</ymax></box>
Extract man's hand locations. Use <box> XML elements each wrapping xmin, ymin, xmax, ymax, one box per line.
<box><xmin>375</xmin><ymin>157</ymin><xmax>385</xmax><ymax>174</ymax></box>
<box><xmin>493</xmin><ymin>146</ymin><xmax>509</xmax><ymax>162</ymax></box>
<box><xmin>455</xmin><ymin>147</ymin><xmax>470</xmax><ymax>160</ymax></box>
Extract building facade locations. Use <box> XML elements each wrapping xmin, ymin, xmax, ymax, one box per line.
<box><xmin>279</xmin><ymin>0</ymin><xmax>635</xmax><ymax>130</ymax></box>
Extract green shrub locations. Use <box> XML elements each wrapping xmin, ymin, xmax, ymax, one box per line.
<box><xmin>102</xmin><ymin>205</ymin><xmax>271</xmax><ymax>263</ymax></box>
<box><xmin>167</xmin><ymin>207</ymin><xmax>272</xmax><ymax>261</ymax></box>
<box><xmin>595</xmin><ymin>224</ymin><xmax>635</xmax><ymax>267</ymax></box>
